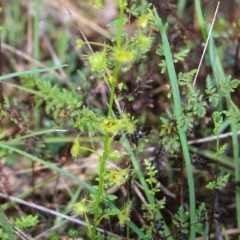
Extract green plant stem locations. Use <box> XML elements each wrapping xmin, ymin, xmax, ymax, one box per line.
<box><xmin>208</xmin><ymin>135</ymin><xmax>219</xmax><ymax>238</ymax></box>
<box><xmin>91</xmin><ymin>3</ymin><xmax>127</xmax><ymax>238</ymax></box>
<box><xmin>153</xmin><ymin>8</ymin><xmax>196</xmax><ymax>239</ymax></box>
<box><xmin>107</xmin><ymin>63</ymin><xmax>119</xmax><ymax>116</ymax></box>
<box><xmin>91</xmin><ymin>134</ymin><xmax>110</xmax><ymax>240</ymax></box>
<box><xmin>91</xmin><ymin>31</ymin><xmax>121</xmax><ymax>239</ymax></box>
<box><xmin>107</xmin><ymin>0</ymin><xmax>126</xmax><ymax>115</ymax></box>
<box><xmin>85</xmin><ymin>41</ymin><xmax>113</xmax><ymax>50</ymax></box>
<box><xmin>79</xmin><ymin>146</ymin><xmax>100</xmax><ymax>157</ymax></box>
<box><xmin>117</xmin><ymin>1</ymin><xmax>125</xmax><ymax>49</ymax></box>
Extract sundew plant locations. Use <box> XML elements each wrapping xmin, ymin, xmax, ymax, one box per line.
<box><xmin>0</xmin><ymin>0</ymin><xmax>240</xmax><ymax>239</ymax></box>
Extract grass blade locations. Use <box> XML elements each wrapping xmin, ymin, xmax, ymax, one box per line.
<box><xmin>153</xmin><ymin>7</ymin><xmax>196</xmax><ymax>239</ymax></box>
<box><xmin>0</xmin><ymin>209</ymin><xmax>16</xmax><ymax>240</ymax></box>
<box><xmin>0</xmin><ymin>143</ymin><xmax>95</xmax><ymax>193</ymax></box>
<box><xmin>0</xmin><ymin>64</ymin><xmax>68</xmax><ymax>82</ymax></box>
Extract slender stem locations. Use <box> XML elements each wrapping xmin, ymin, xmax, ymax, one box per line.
<box><xmin>91</xmin><ymin>134</ymin><xmax>109</xmax><ymax>239</ymax></box>
<box><xmin>108</xmin><ymin>64</ymin><xmax>119</xmax><ymax>116</ymax></box>
<box><xmin>85</xmin><ymin>41</ymin><xmax>114</xmax><ymax>50</ymax></box>
<box><xmin>117</xmin><ymin>1</ymin><xmax>125</xmax><ymax>49</ymax></box>
<box><xmin>208</xmin><ymin>134</ymin><xmax>219</xmax><ymax>239</ymax></box>
<box><xmin>91</xmin><ymin>2</ymin><xmax>129</xmax><ymax>238</ymax></box>
<box><xmin>79</xmin><ymin>147</ymin><xmax>100</xmax><ymax>157</ymax></box>
<box><xmin>108</xmin><ymin>0</ymin><xmax>125</xmax><ymax>115</ymax></box>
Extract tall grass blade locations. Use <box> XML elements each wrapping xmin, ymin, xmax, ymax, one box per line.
<box><xmin>153</xmin><ymin>7</ymin><xmax>196</xmax><ymax>239</ymax></box>
<box><xmin>0</xmin><ymin>64</ymin><xmax>68</xmax><ymax>82</ymax></box>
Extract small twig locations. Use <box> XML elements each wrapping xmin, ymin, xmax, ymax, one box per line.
<box><xmin>42</xmin><ymin>33</ymin><xmax>68</xmax><ymax>80</ymax></box>
<box><xmin>144</xmin><ymin>130</ymin><xmax>240</xmax><ymax>154</ymax></box>
<box><xmin>193</xmin><ymin>1</ymin><xmax>220</xmax><ymax>86</ymax></box>
<box><xmin>132</xmin><ymin>180</ymin><xmax>148</xmax><ymax>205</ymax></box>
<box><xmin>2</xmin><ymin>43</ymin><xmax>64</xmax><ymax>80</ymax></box>
<box><xmin>42</xmin><ymin>0</ymin><xmax>109</xmax><ymax>38</ymax></box>
<box><xmin>32</xmin><ymin>219</ymin><xmax>69</xmax><ymax>240</ymax></box>
<box><xmin>195</xmin><ymin>228</ymin><xmax>240</xmax><ymax>240</ymax></box>
<box><xmin>188</xmin><ymin>130</ymin><xmax>240</xmax><ymax>145</ymax></box>
<box><xmin>0</xmin><ymin>207</ymin><xmax>32</xmax><ymax>240</ymax></box>
<box><xmin>60</xmin><ymin>0</ymin><xmax>94</xmax><ymax>55</ymax></box>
